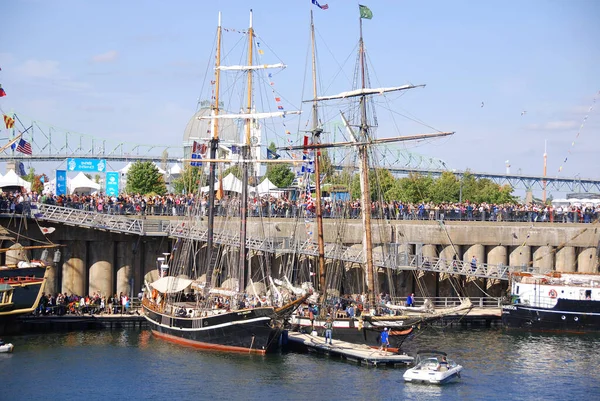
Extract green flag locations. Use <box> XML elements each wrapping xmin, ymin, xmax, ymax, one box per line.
<box><xmin>359</xmin><ymin>4</ymin><xmax>373</xmax><ymax>19</ymax></box>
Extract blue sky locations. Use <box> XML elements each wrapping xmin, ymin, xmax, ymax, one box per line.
<box><xmin>0</xmin><ymin>0</ymin><xmax>598</xmax><ymax>192</ymax></box>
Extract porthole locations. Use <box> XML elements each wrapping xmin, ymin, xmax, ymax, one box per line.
<box><xmin>574</xmin><ymin>317</ymin><xmax>579</xmax><ymax>322</ymax></box>
<box><xmin>561</xmin><ymin>315</ymin><xmax>566</xmax><ymax>320</ymax></box>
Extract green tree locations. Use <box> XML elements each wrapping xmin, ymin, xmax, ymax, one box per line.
<box><xmin>350</xmin><ymin>168</ymin><xmax>397</xmax><ymax>201</ymax></box>
<box><xmin>171</xmin><ymin>165</ymin><xmax>204</xmax><ymax>194</ymax></box>
<box><xmin>430</xmin><ymin>171</ymin><xmax>460</xmax><ymax>203</ymax></box>
<box><xmin>397</xmin><ymin>173</ymin><xmax>434</xmax><ymax>203</ymax></box>
<box><xmin>24</xmin><ymin>168</ymin><xmax>47</xmax><ymax>194</ymax></box>
<box><xmin>223</xmin><ymin>165</ymin><xmax>243</xmax><ymax>180</ymax></box>
<box><xmin>265</xmin><ymin>163</ymin><xmax>294</xmax><ymax>188</ymax></box>
<box><xmin>125</xmin><ymin>161</ymin><xmax>167</xmax><ymax>195</ymax></box>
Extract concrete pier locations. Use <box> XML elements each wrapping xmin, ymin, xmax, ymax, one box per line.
<box><xmin>1</xmin><ymin>215</ymin><xmax>598</xmax><ymax>299</ymax></box>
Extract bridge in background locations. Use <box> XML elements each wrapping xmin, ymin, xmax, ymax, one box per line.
<box><xmin>1</xmin><ymin>112</ymin><xmax>599</xmax><ymax>192</ymax></box>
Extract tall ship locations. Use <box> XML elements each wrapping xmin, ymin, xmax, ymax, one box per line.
<box><xmin>285</xmin><ymin>5</ymin><xmax>471</xmax><ymax>348</ymax></box>
<box><xmin>502</xmin><ymin>271</ymin><xmax>600</xmax><ymax>332</ymax></box>
<box><xmin>142</xmin><ymin>10</ymin><xmax>309</xmax><ymax>354</ymax></box>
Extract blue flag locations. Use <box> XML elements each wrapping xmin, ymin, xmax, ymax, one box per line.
<box><xmin>267</xmin><ymin>148</ymin><xmax>280</xmax><ymax>160</ymax></box>
<box><xmin>312</xmin><ymin>0</ymin><xmax>329</xmax><ymax>10</ymax></box>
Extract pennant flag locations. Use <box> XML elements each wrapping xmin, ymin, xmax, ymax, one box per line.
<box><xmin>192</xmin><ymin>140</ymin><xmax>200</xmax><ymax>154</ymax></box>
<box><xmin>3</xmin><ymin>115</ymin><xmax>14</xmax><ymax>129</ymax></box>
<box><xmin>359</xmin><ymin>4</ymin><xmax>373</xmax><ymax>19</ymax></box>
<box><xmin>277</xmin><ymin>105</ymin><xmax>284</xmax><ymax>110</ymax></box>
<box><xmin>216</xmin><ymin>175</ymin><xmax>224</xmax><ymax>200</ymax></box>
<box><xmin>0</xmin><ymin>85</ymin><xmax>6</xmax><ymax>97</ymax></box>
<box><xmin>40</xmin><ymin>226</ymin><xmax>56</xmax><ymax>235</ymax></box>
<box><xmin>230</xmin><ymin>145</ymin><xmax>240</xmax><ymax>154</ymax></box>
<box><xmin>258</xmin><ymin>49</ymin><xmax>264</xmax><ymax>55</ymax></box>
<box><xmin>312</xmin><ymin>0</ymin><xmax>329</xmax><ymax>10</ymax></box>
<box><xmin>16</xmin><ymin>138</ymin><xmax>32</xmax><ymax>155</ymax></box>
<box><xmin>275</xmin><ymin>97</ymin><xmax>281</xmax><ymax>102</ymax></box>
<box><xmin>267</xmin><ymin>148</ymin><xmax>280</xmax><ymax>159</ymax></box>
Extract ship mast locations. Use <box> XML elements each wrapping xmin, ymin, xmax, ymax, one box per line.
<box><xmin>206</xmin><ymin>12</ymin><xmax>222</xmax><ymax>287</ymax></box>
<box><xmin>238</xmin><ymin>9</ymin><xmax>254</xmax><ymax>291</ymax></box>
<box><xmin>309</xmin><ymin>11</ymin><xmax>327</xmax><ymax>311</ymax></box>
<box><xmin>357</xmin><ymin>16</ymin><xmax>376</xmax><ymax>308</ymax></box>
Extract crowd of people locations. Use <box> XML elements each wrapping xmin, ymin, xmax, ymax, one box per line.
<box><xmin>35</xmin><ymin>291</ymin><xmax>135</xmax><ymax>316</ymax></box>
<box><xmin>1</xmin><ymin>188</ymin><xmax>599</xmax><ymax>224</ymax></box>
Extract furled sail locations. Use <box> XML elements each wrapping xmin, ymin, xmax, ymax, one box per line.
<box><xmin>311</xmin><ymin>84</ymin><xmax>425</xmax><ymax>102</ymax></box>
<box><xmin>217</xmin><ymin>63</ymin><xmax>286</xmax><ymax>71</ymax></box>
<box><xmin>198</xmin><ymin>110</ymin><xmax>301</xmax><ymax>120</ymax></box>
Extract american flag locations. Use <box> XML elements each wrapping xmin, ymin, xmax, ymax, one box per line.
<box><xmin>16</xmin><ymin>138</ymin><xmax>32</xmax><ymax>155</ymax></box>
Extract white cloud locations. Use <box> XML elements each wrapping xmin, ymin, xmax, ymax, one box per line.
<box><xmin>526</xmin><ymin>121</ymin><xmax>579</xmax><ymax>131</ymax></box>
<box><xmin>91</xmin><ymin>50</ymin><xmax>119</xmax><ymax>63</ymax></box>
<box><xmin>18</xmin><ymin>59</ymin><xmax>60</xmax><ymax>78</ymax></box>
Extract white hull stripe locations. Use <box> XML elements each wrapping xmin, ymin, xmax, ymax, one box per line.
<box><xmin>145</xmin><ymin>315</ymin><xmax>272</xmax><ymax>332</ymax></box>
<box><xmin>512</xmin><ymin>306</ymin><xmax>600</xmax><ymax>317</ymax></box>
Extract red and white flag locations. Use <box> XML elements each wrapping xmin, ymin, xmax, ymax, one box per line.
<box><xmin>40</xmin><ymin>226</ymin><xmax>56</xmax><ymax>235</ymax></box>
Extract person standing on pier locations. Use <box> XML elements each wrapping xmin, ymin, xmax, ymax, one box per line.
<box><xmin>379</xmin><ymin>328</ymin><xmax>390</xmax><ymax>352</ymax></box>
<box><xmin>324</xmin><ymin>317</ymin><xmax>333</xmax><ymax>345</ymax></box>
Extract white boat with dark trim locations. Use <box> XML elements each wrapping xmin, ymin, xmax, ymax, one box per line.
<box><xmin>502</xmin><ymin>271</ymin><xmax>600</xmax><ymax>332</ymax></box>
<box><xmin>403</xmin><ymin>350</ymin><xmax>463</xmax><ymax>384</ymax></box>
<box><xmin>0</xmin><ymin>338</ymin><xmax>14</xmax><ymax>353</ymax></box>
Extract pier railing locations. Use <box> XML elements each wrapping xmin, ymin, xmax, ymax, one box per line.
<box><xmin>34</xmin><ymin>203</ymin><xmax>517</xmax><ymax>281</ymax></box>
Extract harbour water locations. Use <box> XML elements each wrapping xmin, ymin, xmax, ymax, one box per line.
<box><xmin>1</xmin><ymin>327</ymin><xmax>598</xmax><ymax>400</ymax></box>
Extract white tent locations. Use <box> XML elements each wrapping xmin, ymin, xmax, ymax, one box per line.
<box><xmin>153</xmin><ymin>163</ymin><xmax>167</xmax><ymax>175</ymax></box>
<box><xmin>70</xmin><ymin>172</ymin><xmax>101</xmax><ymax>194</ymax></box>
<box><xmin>169</xmin><ymin>163</ymin><xmax>183</xmax><ymax>176</ymax></box>
<box><xmin>0</xmin><ymin>170</ymin><xmax>31</xmax><ymax>191</ymax></box>
<box><xmin>254</xmin><ymin>177</ymin><xmax>278</xmax><ymax>194</ymax></box>
<box><xmin>120</xmin><ymin>162</ymin><xmax>133</xmax><ymax>174</ymax></box>
<box><xmin>201</xmin><ymin>173</ymin><xmax>244</xmax><ymax>194</ymax></box>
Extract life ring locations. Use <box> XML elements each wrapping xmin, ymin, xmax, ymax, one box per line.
<box><xmin>549</xmin><ymin>289</ymin><xmax>558</xmax><ymax>299</ymax></box>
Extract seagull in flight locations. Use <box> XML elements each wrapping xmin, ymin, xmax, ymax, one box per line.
<box><xmin>521</xmin><ymin>110</ymin><xmax>527</xmax><ymax>116</ymax></box>
<box><xmin>481</xmin><ymin>102</ymin><xmax>484</xmax><ymax>108</ymax></box>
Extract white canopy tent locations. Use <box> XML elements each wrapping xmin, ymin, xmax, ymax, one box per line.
<box><xmin>169</xmin><ymin>163</ymin><xmax>183</xmax><ymax>176</ymax></box>
<box><xmin>201</xmin><ymin>173</ymin><xmax>244</xmax><ymax>194</ymax></box>
<box><xmin>251</xmin><ymin>177</ymin><xmax>283</xmax><ymax>198</ymax></box>
<box><xmin>0</xmin><ymin>170</ymin><xmax>32</xmax><ymax>191</ymax></box>
<box><xmin>70</xmin><ymin>172</ymin><xmax>101</xmax><ymax>194</ymax></box>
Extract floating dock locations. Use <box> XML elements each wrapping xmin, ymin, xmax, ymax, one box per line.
<box><xmin>285</xmin><ymin>331</ymin><xmax>414</xmax><ymax>367</ymax></box>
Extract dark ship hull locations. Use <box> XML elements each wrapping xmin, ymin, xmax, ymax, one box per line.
<box><xmin>143</xmin><ymin>302</ymin><xmax>283</xmax><ymax>354</ymax></box>
<box><xmin>502</xmin><ymin>299</ymin><xmax>600</xmax><ymax>333</ymax></box>
<box><xmin>0</xmin><ymin>265</ymin><xmax>48</xmax><ymax>316</ymax></box>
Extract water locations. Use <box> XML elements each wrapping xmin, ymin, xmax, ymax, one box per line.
<box><xmin>1</xmin><ymin>328</ymin><xmax>598</xmax><ymax>401</ymax></box>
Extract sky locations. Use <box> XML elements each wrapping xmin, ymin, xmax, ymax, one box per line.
<box><xmin>0</xmin><ymin>0</ymin><xmax>599</xmax><ymax>197</ymax></box>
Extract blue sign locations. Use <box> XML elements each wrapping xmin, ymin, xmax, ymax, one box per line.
<box><xmin>56</xmin><ymin>170</ymin><xmax>67</xmax><ymax>196</ymax></box>
<box><xmin>67</xmin><ymin>158</ymin><xmax>106</xmax><ymax>173</ymax></box>
<box><xmin>106</xmin><ymin>172</ymin><xmax>119</xmax><ymax>196</ymax></box>
<box><xmin>190</xmin><ymin>153</ymin><xmax>202</xmax><ymax>167</ymax></box>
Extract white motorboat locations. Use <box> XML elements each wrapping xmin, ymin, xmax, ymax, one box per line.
<box><xmin>403</xmin><ymin>350</ymin><xmax>462</xmax><ymax>384</ymax></box>
<box><xmin>0</xmin><ymin>339</ymin><xmax>14</xmax><ymax>353</ymax></box>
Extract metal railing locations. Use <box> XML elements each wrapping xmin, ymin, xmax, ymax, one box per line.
<box><xmin>32</xmin><ymin>203</ymin><xmax>519</xmax><ymax>281</ymax></box>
